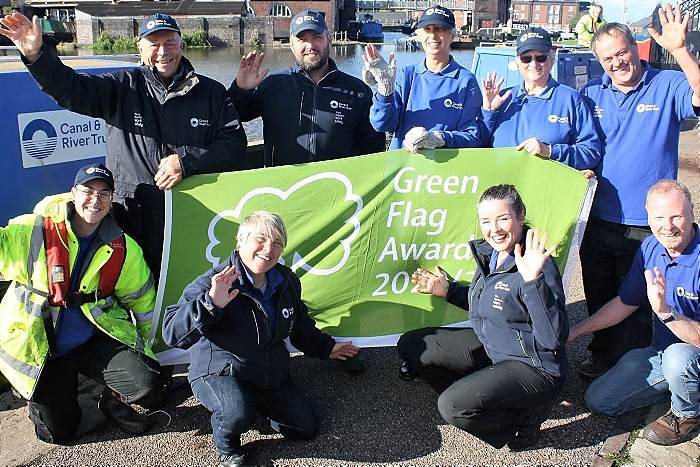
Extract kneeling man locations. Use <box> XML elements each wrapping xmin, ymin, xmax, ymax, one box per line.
<box><xmin>569</xmin><ymin>179</ymin><xmax>700</xmax><ymax>446</ymax></box>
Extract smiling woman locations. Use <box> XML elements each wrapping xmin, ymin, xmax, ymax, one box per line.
<box><xmin>361</xmin><ymin>4</ymin><xmax>484</xmax><ymax>153</ymax></box>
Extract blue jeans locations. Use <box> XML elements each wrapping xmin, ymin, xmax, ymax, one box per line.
<box><xmin>585</xmin><ymin>344</ymin><xmax>700</xmax><ymax>418</ymax></box>
<box><xmin>191</xmin><ymin>374</ymin><xmax>318</xmax><ymax>456</ymax></box>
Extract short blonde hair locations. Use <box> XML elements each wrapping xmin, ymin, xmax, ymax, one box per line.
<box><xmin>646</xmin><ymin>180</ymin><xmax>693</xmax><ymax>208</ymax></box>
<box><xmin>236</xmin><ymin>211</ymin><xmax>288</xmax><ymax>251</ymax></box>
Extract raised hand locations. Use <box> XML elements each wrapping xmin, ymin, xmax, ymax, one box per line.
<box><xmin>0</xmin><ymin>13</ymin><xmax>43</xmax><ymax>62</ymax></box>
<box><xmin>644</xmin><ymin>267</ymin><xmax>672</xmax><ymax>317</ymax></box>
<box><xmin>514</xmin><ymin>228</ymin><xmax>557</xmax><ymax>282</ymax></box>
<box><xmin>648</xmin><ymin>2</ymin><xmax>688</xmax><ymax>54</ymax></box>
<box><xmin>481</xmin><ymin>71</ymin><xmax>511</xmax><ymax>111</ymax></box>
<box><xmin>235</xmin><ymin>50</ymin><xmax>269</xmax><ymax>90</ymax></box>
<box><xmin>411</xmin><ymin>266</ymin><xmax>449</xmax><ymax>297</ymax></box>
<box><xmin>362</xmin><ymin>43</ymin><xmax>396</xmax><ymax>96</ymax></box>
<box><xmin>208</xmin><ymin>265</ymin><xmax>241</xmax><ymax>309</ymax></box>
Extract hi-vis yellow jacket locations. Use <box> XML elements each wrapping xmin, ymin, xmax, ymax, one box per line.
<box><xmin>0</xmin><ymin>194</ymin><xmax>156</xmax><ymax>399</ymax></box>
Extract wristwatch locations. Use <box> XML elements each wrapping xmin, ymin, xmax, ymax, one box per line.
<box><xmin>661</xmin><ymin>306</ymin><xmax>679</xmax><ymax>324</ymax></box>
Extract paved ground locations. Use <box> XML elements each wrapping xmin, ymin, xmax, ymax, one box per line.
<box><xmin>1</xmin><ymin>122</ymin><xmax>699</xmax><ymax>467</ymax></box>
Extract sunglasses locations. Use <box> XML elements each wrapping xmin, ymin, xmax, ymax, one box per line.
<box><xmin>519</xmin><ymin>54</ymin><xmax>549</xmax><ymax>64</ymax></box>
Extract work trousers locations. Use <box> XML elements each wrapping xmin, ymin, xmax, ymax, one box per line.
<box><xmin>29</xmin><ymin>332</ymin><xmax>163</xmax><ymax>445</ymax></box>
<box><xmin>191</xmin><ymin>373</ymin><xmax>319</xmax><ymax>457</ymax></box>
<box><xmin>398</xmin><ymin>327</ymin><xmax>564</xmax><ymax>448</ymax></box>
<box><xmin>579</xmin><ymin>215</ymin><xmax>653</xmax><ymax>366</ymax></box>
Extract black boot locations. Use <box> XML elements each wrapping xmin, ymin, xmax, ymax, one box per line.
<box><xmin>398</xmin><ymin>361</ymin><xmax>418</xmax><ymax>380</ymax></box>
<box><xmin>507</xmin><ymin>401</ymin><xmax>555</xmax><ymax>450</ymax></box>
<box><xmin>98</xmin><ymin>390</ymin><xmax>152</xmax><ymax>435</ymax></box>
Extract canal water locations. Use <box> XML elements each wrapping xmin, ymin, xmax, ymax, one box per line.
<box><xmin>62</xmin><ymin>32</ymin><xmax>476</xmax><ymax>141</ymax></box>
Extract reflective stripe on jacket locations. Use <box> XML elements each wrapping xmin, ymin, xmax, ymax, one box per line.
<box><xmin>0</xmin><ymin>193</ymin><xmax>156</xmax><ymax>399</ymax></box>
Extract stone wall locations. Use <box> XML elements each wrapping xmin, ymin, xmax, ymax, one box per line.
<box><xmin>74</xmin><ymin>13</ymin><xmax>276</xmax><ymax>46</ymax></box>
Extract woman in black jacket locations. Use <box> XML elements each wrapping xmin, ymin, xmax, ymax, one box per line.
<box><xmin>163</xmin><ymin>211</ymin><xmax>358</xmax><ymax>467</ymax></box>
<box><xmin>398</xmin><ymin>184</ymin><xmax>569</xmax><ymax>450</ymax></box>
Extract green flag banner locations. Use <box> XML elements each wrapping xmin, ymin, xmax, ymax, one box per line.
<box><xmin>151</xmin><ymin>148</ymin><xmax>596</xmax><ymax>364</ymax></box>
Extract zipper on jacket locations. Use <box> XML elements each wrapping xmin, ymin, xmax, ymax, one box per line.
<box><xmin>515</xmin><ymin>329</ymin><xmax>537</xmax><ymax>367</ymax></box>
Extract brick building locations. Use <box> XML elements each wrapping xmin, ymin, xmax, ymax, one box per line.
<box><xmin>509</xmin><ymin>0</ymin><xmax>583</xmax><ymax>31</ymax></box>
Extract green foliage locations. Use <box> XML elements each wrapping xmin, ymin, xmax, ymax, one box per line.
<box><xmin>569</xmin><ymin>12</ymin><xmax>585</xmax><ymax>31</ymax></box>
<box><xmin>182</xmin><ymin>30</ymin><xmax>210</xmax><ymax>47</ymax></box>
<box><xmin>2</xmin><ymin>6</ymin><xmax>14</xmax><ymax>15</ymax></box>
<box><xmin>84</xmin><ymin>31</ymin><xmax>137</xmax><ymax>50</ymax></box>
<box><xmin>84</xmin><ymin>31</ymin><xmax>114</xmax><ymax>50</ymax></box>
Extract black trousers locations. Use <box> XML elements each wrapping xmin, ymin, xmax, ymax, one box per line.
<box><xmin>579</xmin><ymin>215</ymin><xmax>653</xmax><ymax>366</ymax></box>
<box><xmin>397</xmin><ymin>327</ymin><xmax>564</xmax><ymax>448</ymax></box>
<box><xmin>28</xmin><ymin>332</ymin><xmax>164</xmax><ymax>445</ymax></box>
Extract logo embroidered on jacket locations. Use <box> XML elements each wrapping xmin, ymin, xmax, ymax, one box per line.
<box><xmin>547</xmin><ymin>114</ymin><xmax>570</xmax><ymax>123</ymax></box>
<box><xmin>443</xmin><ymin>98</ymin><xmax>463</xmax><ymax>110</ymax></box>
<box><xmin>494</xmin><ymin>281</ymin><xmax>510</xmax><ymax>291</ymax></box>
<box><xmin>134</xmin><ymin>113</ymin><xmax>143</xmax><ymax>128</ymax></box>
<box><xmin>492</xmin><ymin>295</ymin><xmax>504</xmax><ymax>310</ymax></box>
<box><xmin>636</xmin><ymin>103</ymin><xmax>660</xmax><ymax>113</ymax></box>
<box><xmin>282</xmin><ymin>307</ymin><xmax>295</xmax><ymax>318</ymax></box>
<box><xmin>676</xmin><ymin>286</ymin><xmax>699</xmax><ymax>300</ymax></box>
<box><xmin>593</xmin><ymin>106</ymin><xmax>603</xmax><ymax>119</ymax></box>
<box><xmin>330</xmin><ymin>100</ymin><xmax>353</xmax><ymax>111</ymax></box>
<box><xmin>190</xmin><ymin>118</ymin><xmax>211</xmax><ymax>128</ymax></box>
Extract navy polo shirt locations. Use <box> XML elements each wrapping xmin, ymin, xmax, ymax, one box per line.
<box><xmin>618</xmin><ymin>223</ymin><xmax>700</xmax><ymax>350</ymax></box>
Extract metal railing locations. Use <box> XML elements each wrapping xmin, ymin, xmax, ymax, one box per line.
<box><xmin>651</xmin><ymin>0</ymin><xmax>700</xmax><ymax>68</ymax></box>
<box><xmin>357</xmin><ymin>0</ymin><xmax>475</xmax><ymax>10</ymax></box>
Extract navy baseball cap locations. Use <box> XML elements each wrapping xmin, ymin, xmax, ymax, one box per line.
<box><xmin>416</xmin><ymin>5</ymin><xmax>456</xmax><ymax>30</ymax></box>
<box><xmin>140</xmin><ymin>13</ymin><xmax>181</xmax><ymax>39</ymax></box>
<box><xmin>289</xmin><ymin>10</ymin><xmax>328</xmax><ymax>36</ymax></box>
<box><xmin>74</xmin><ymin>163</ymin><xmax>114</xmax><ymax>191</ymax></box>
<box><xmin>516</xmin><ymin>27</ymin><xmax>552</xmax><ymax>55</ymax></box>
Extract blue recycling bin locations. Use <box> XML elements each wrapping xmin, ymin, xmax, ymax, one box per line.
<box><xmin>470</xmin><ymin>45</ymin><xmax>603</xmax><ymax>91</ymax></box>
<box><xmin>0</xmin><ymin>55</ymin><xmax>136</xmax><ymax>225</ymax></box>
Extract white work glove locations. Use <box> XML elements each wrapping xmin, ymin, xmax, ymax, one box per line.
<box><xmin>403</xmin><ymin>127</ymin><xmax>445</xmax><ymax>154</ymax></box>
<box><xmin>362</xmin><ymin>55</ymin><xmax>397</xmax><ymax>96</ymax></box>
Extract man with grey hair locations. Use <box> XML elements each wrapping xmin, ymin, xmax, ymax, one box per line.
<box><xmin>577</xmin><ymin>3</ymin><xmax>700</xmax><ymax>380</ymax></box>
<box><xmin>569</xmin><ymin>180</ymin><xmax>700</xmax><ymax>446</ymax></box>
<box><xmin>0</xmin><ymin>12</ymin><xmax>249</xmax><ymax>281</ymax></box>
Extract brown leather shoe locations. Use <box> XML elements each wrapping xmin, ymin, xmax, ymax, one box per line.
<box><xmin>643</xmin><ymin>408</ymin><xmax>700</xmax><ymax>446</ymax></box>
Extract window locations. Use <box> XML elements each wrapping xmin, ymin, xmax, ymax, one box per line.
<box><xmin>535</xmin><ymin>5</ymin><xmax>540</xmax><ymax>10</ymax></box>
<box><xmin>266</xmin><ymin>3</ymin><xmax>292</xmax><ymax>17</ymax></box>
<box><xmin>520</xmin><ymin>4</ymin><xmax>525</xmax><ymax>10</ymax></box>
<box><xmin>534</xmin><ymin>13</ymin><xmax>540</xmax><ymax>21</ymax></box>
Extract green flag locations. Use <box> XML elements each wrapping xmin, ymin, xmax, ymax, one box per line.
<box><xmin>151</xmin><ymin>148</ymin><xmax>595</xmax><ymax>364</ymax></box>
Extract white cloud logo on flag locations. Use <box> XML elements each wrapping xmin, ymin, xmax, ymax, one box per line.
<box><xmin>205</xmin><ymin>172</ymin><xmax>362</xmax><ymax>276</ymax></box>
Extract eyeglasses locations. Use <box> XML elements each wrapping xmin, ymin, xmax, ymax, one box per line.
<box><xmin>519</xmin><ymin>54</ymin><xmax>549</xmax><ymax>64</ymax></box>
<box><xmin>74</xmin><ymin>186</ymin><xmax>113</xmax><ymax>203</ymax></box>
